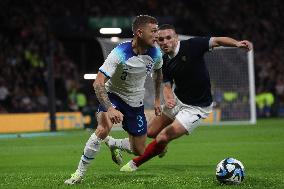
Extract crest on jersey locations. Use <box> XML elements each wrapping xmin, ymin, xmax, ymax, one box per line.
<box><xmin>146</xmin><ymin>61</ymin><xmax>154</xmax><ymax>75</ymax></box>
<box><xmin>182</xmin><ymin>56</ymin><xmax>187</xmax><ymax>62</ymax></box>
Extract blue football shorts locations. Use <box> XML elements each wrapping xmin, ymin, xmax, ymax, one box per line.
<box><xmin>97</xmin><ymin>93</ymin><xmax>147</xmax><ymax>136</ymax></box>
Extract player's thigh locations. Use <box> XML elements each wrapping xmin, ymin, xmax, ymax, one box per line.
<box><xmin>95</xmin><ymin>112</ymin><xmax>113</xmax><ymax>139</ymax></box>
<box><xmin>156</xmin><ymin>119</ymin><xmax>188</xmax><ymax>143</ymax></box>
<box><xmin>147</xmin><ymin>113</ymin><xmax>173</xmax><ymax>138</ymax></box>
<box><xmin>128</xmin><ymin>133</ymin><xmax>147</xmax><ymax>155</ymax></box>
<box><xmin>175</xmin><ymin>110</ymin><xmax>203</xmax><ymax>134</ymax></box>
<box><xmin>157</xmin><ymin>111</ymin><xmax>203</xmax><ymax>143</ymax></box>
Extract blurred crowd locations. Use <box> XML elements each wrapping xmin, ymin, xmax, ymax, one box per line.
<box><xmin>0</xmin><ymin>0</ymin><xmax>283</xmax><ymax>117</ymax></box>
<box><xmin>0</xmin><ymin>0</ymin><xmax>81</xmax><ymax>113</ymax></box>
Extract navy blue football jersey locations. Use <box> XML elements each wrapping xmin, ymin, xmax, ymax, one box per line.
<box><xmin>162</xmin><ymin>37</ymin><xmax>213</xmax><ymax>107</ymax></box>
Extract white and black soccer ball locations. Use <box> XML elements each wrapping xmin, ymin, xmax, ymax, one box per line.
<box><xmin>216</xmin><ymin>158</ymin><xmax>245</xmax><ymax>184</ymax></box>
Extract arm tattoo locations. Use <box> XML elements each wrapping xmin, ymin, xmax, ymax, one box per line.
<box><xmin>153</xmin><ymin>68</ymin><xmax>162</xmax><ymax>99</ymax></box>
<box><xmin>94</xmin><ymin>83</ymin><xmax>112</xmax><ymax>110</ymax></box>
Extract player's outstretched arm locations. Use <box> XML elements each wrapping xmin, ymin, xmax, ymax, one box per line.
<box><xmin>211</xmin><ymin>37</ymin><xmax>252</xmax><ymax>51</ymax></box>
<box><xmin>93</xmin><ymin>72</ymin><xmax>123</xmax><ymax>124</ymax></box>
<box><xmin>153</xmin><ymin>68</ymin><xmax>163</xmax><ymax>116</ymax></box>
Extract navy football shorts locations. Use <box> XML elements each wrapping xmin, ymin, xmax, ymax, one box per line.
<box><xmin>97</xmin><ymin>93</ymin><xmax>147</xmax><ymax>136</ymax></box>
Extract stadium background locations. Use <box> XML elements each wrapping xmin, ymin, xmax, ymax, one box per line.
<box><xmin>0</xmin><ymin>1</ymin><xmax>284</xmax><ymax>188</ymax></box>
<box><xmin>1</xmin><ymin>0</ymin><xmax>283</xmax><ymax>118</ymax></box>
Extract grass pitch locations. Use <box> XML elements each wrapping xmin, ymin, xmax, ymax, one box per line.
<box><xmin>1</xmin><ymin>118</ymin><xmax>284</xmax><ymax>188</ymax></box>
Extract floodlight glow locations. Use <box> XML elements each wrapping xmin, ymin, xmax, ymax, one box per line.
<box><xmin>110</xmin><ymin>37</ymin><xmax>120</xmax><ymax>42</ymax></box>
<box><xmin>84</xmin><ymin>74</ymin><xmax>97</xmax><ymax>80</ymax></box>
<box><xmin>99</xmin><ymin>28</ymin><xmax>122</xmax><ymax>34</ymax></box>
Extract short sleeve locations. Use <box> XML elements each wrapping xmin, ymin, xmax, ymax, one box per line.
<box><xmin>98</xmin><ymin>48</ymin><xmax>121</xmax><ymax>78</ymax></box>
<box><xmin>153</xmin><ymin>52</ymin><xmax>163</xmax><ymax>70</ymax></box>
<box><xmin>147</xmin><ymin>47</ymin><xmax>163</xmax><ymax>70</ymax></box>
<box><xmin>188</xmin><ymin>37</ymin><xmax>211</xmax><ymax>55</ymax></box>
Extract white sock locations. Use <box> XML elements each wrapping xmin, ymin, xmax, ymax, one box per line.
<box><xmin>77</xmin><ymin>133</ymin><xmax>103</xmax><ymax>176</ymax></box>
<box><xmin>106</xmin><ymin>136</ymin><xmax>133</xmax><ymax>154</ymax></box>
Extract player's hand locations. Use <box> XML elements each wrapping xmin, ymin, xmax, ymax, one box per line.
<box><xmin>107</xmin><ymin>107</ymin><xmax>124</xmax><ymax>124</ymax></box>
<box><xmin>154</xmin><ymin>99</ymin><xmax>162</xmax><ymax>116</ymax></box>
<box><xmin>236</xmin><ymin>40</ymin><xmax>252</xmax><ymax>51</ymax></box>
<box><xmin>165</xmin><ymin>97</ymin><xmax>176</xmax><ymax>109</ymax></box>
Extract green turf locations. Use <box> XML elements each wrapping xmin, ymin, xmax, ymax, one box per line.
<box><xmin>1</xmin><ymin>118</ymin><xmax>284</xmax><ymax>188</ymax></box>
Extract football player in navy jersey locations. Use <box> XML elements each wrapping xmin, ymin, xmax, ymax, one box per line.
<box><xmin>64</xmin><ymin>15</ymin><xmax>163</xmax><ymax>185</ymax></box>
<box><xmin>120</xmin><ymin>24</ymin><xmax>252</xmax><ymax>172</ymax></box>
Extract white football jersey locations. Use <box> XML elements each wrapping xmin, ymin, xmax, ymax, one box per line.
<box><xmin>99</xmin><ymin>41</ymin><xmax>163</xmax><ymax>107</ymax></box>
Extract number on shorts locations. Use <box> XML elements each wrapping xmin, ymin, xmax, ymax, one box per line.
<box><xmin>136</xmin><ymin>115</ymin><xmax>144</xmax><ymax>127</ymax></box>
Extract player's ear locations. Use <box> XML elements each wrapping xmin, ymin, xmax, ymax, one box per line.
<box><xmin>136</xmin><ymin>28</ymin><xmax>143</xmax><ymax>38</ymax></box>
<box><xmin>174</xmin><ymin>32</ymin><xmax>178</xmax><ymax>39</ymax></box>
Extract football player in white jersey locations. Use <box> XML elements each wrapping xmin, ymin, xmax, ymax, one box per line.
<box><xmin>64</xmin><ymin>15</ymin><xmax>163</xmax><ymax>185</ymax></box>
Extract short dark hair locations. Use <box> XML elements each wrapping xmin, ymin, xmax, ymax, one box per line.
<box><xmin>132</xmin><ymin>15</ymin><xmax>158</xmax><ymax>33</ymax></box>
<box><xmin>158</xmin><ymin>24</ymin><xmax>176</xmax><ymax>31</ymax></box>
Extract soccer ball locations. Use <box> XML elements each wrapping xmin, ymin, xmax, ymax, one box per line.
<box><xmin>216</xmin><ymin>158</ymin><xmax>245</xmax><ymax>184</ymax></box>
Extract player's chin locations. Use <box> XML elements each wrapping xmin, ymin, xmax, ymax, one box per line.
<box><xmin>162</xmin><ymin>48</ymin><xmax>170</xmax><ymax>53</ymax></box>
